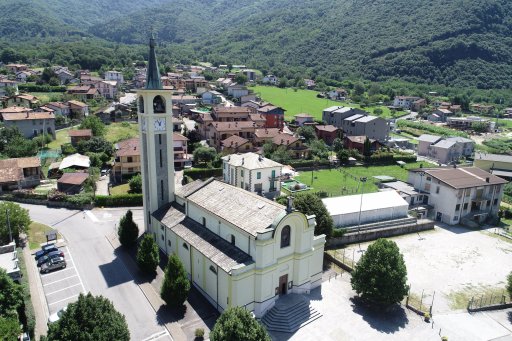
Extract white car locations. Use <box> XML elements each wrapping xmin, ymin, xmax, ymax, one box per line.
<box><xmin>48</xmin><ymin>306</ymin><xmax>67</xmax><ymax>324</ymax></box>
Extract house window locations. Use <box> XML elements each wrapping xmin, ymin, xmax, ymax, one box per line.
<box><xmin>230</xmin><ymin>235</ymin><xmax>235</xmax><ymax>245</ymax></box>
<box><xmin>182</xmin><ymin>243</ymin><xmax>188</xmax><ymax>250</ymax></box>
<box><xmin>168</xmin><ymin>240</ymin><xmax>171</xmax><ymax>247</ymax></box>
<box><xmin>160</xmin><ymin>225</ymin><xmax>164</xmax><ymax>231</ymax></box>
<box><xmin>161</xmin><ymin>235</ymin><xmax>164</xmax><ymax>241</ymax></box>
<box><xmin>455</xmin><ymin>204</ymin><xmax>460</xmax><ymax>211</ymax></box>
<box><xmin>486</xmin><ymin>200</ymin><xmax>491</xmax><ymax>208</ymax></box>
<box><xmin>426</xmin><ymin>176</ymin><xmax>431</xmax><ymax>181</ymax></box>
<box><xmin>493</xmin><ymin>198</ymin><xmax>498</xmax><ymax>206</ymax></box>
<box><xmin>127</xmin><ymin>157</ymin><xmax>133</xmax><ymax>163</ymax></box>
<box><xmin>209</xmin><ymin>265</ymin><xmax>217</xmax><ymax>275</ymax></box>
<box><xmin>257</xmin><ymin>172</ymin><xmax>261</xmax><ymax>179</ymax></box>
<box><xmin>159</xmin><ymin>149</ymin><xmax>163</xmax><ymax>167</ymax></box>
<box><xmin>463</xmin><ymin>203</ymin><xmax>468</xmax><ymax>210</ymax></box>
<box><xmin>454</xmin><ymin>216</ymin><xmax>459</xmax><ymax>222</ymax></box>
<box><xmin>241</xmin><ymin>170</ymin><xmax>244</xmax><ymax>177</ymax></box>
<box><xmin>281</xmin><ymin>225</ymin><xmax>291</xmax><ymax>248</ymax></box>
<box><xmin>436</xmin><ymin>186</ymin><xmax>440</xmax><ymax>194</ymax></box>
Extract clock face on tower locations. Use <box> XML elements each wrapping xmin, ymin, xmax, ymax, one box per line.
<box><xmin>153</xmin><ymin>118</ymin><xmax>166</xmax><ymax>131</ymax></box>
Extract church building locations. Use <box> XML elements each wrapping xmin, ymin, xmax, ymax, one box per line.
<box><xmin>137</xmin><ymin>37</ymin><xmax>326</xmax><ymax>318</ymax></box>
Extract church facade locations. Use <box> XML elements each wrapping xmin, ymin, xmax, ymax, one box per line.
<box><xmin>137</xmin><ymin>37</ymin><xmax>326</xmax><ymax>318</ymax></box>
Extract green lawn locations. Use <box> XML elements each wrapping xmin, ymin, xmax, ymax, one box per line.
<box><xmin>110</xmin><ymin>183</ymin><xmax>130</xmax><ymax>195</ymax></box>
<box><xmin>47</xmin><ymin>126</ymin><xmax>76</xmax><ymax>149</ymax></box>
<box><xmin>28</xmin><ymin>222</ymin><xmax>61</xmax><ymax>250</ymax></box>
<box><xmin>105</xmin><ymin>122</ymin><xmax>139</xmax><ymax>143</ymax></box>
<box><xmin>30</xmin><ymin>92</ymin><xmax>64</xmax><ymax>104</ymax></box>
<box><xmin>294</xmin><ymin>162</ymin><xmax>428</xmax><ymax>197</ymax></box>
<box><xmin>251</xmin><ymin>86</ymin><xmax>393</xmax><ymax>120</ymax></box>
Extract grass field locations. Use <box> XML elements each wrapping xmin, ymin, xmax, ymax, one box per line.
<box><xmin>47</xmin><ymin>126</ymin><xmax>76</xmax><ymax>149</ymax></box>
<box><xmin>29</xmin><ymin>92</ymin><xmax>64</xmax><ymax>104</ymax></box>
<box><xmin>28</xmin><ymin>222</ymin><xmax>61</xmax><ymax>250</ymax></box>
<box><xmin>251</xmin><ymin>86</ymin><xmax>393</xmax><ymax>121</ymax></box>
<box><xmin>105</xmin><ymin>122</ymin><xmax>139</xmax><ymax>143</ymax></box>
<box><xmin>294</xmin><ymin>162</ymin><xmax>428</xmax><ymax>197</ymax></box>
<box><xmin>110</xmin><ymin>183</ymin><xmax>130</xmax><ymax>195</ymax></box>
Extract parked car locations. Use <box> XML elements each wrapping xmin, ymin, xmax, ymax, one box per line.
<box><xmin>48</xmin><ymin>305</ymin><xmax>68</xmax><ymax>324</ymax></box>
<box><xmin>40</xmin><ymin>257</ymin><xmax>66</xmax><ymax>274</ymax></box>
<box><xmin>34</xmin><ymin>244</ymin><xmax>57</xmax><ymax>260</ymax></box>
<box><xmin>37</xmin><ymin>250</ymin><xmax>64</xmax><ymax>267</ymax></box>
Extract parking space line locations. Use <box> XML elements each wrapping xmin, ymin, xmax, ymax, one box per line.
<box><xmin>48</xmin><ymin>294</ymin><xmax>80</xmax><ymax>306</ymax></box>
<box><xmin>46</xmin><ymin>283</ymin><xmax>83</xmax><ymax>296</ymax></box>
<box><xmin>43</xmin><ymin>274</ymin><xmax>78</xmax><ymax>286</ymax></box>
<box><xmin>40</xmin><ymin>267</ymin><xmax>75</xmax><ymax>277</ymax></box>
<box><xmin>64</xmin><ymin>246</ymin><xmax>86</xmax><ymax>294</ymax></box>
<box><xmin>141</xmin><ymin>330</ymin><xmax>170</xmax><ymax>341</ymax></box>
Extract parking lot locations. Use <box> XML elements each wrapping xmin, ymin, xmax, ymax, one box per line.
<box><xmin>37</xmin><ymin>246</ymin><xmax>86</xmax><ymax>316</ymax></box>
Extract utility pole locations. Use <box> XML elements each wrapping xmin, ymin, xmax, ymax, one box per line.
<box><xmin>357</xmin><ymin>177</ymin><xmax>367</xmax><ymax>251</ymax></box>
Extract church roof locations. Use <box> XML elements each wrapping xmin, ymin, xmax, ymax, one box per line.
<box><xmin>145</xmin><ymin>35</ymin><xmax>162</xmax><ymax>90</ymax></box>
<box><xmin>179</xmin><ymin>179</ymin><xmax>286</xmax><ymax>236</ymax></box>
<box><xmin>153</xmin><ymin>204</ymin><xmax>253</xmax><ymax>272</ymax></box>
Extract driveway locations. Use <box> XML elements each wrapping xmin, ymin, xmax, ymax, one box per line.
<box><xmin>20</xmin><ymin>204</ymin><xmax>170</xmax><ymax>341</ymax></box>
<box><xmin>95</xmin><ymin>175</ymin><xmax>110</xmax><ymax>196</ymax></box>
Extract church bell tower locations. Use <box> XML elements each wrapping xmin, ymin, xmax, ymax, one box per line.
<box><xmin>137</xmin><ymin>35</ymin><xmax>175</xmax><ymax>238</ymax></box>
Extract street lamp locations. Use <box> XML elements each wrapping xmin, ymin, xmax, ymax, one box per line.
<box><xmin>357</xmin><ymin>177</ymin><xmax>367</xmax><ymax>251</ymax></box>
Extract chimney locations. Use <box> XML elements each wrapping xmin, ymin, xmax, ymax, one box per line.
<box><xmin>485</xmin><ymin>177</ymin><xmax>490</xmax><ymax>183</ymax></box>
<box><xmin>258</xmin><ymin>154</ymin><xmax>263</xmax><ymax>161</ymax></box>
<box><xmin>287</xmin><ymin>196</ymin><xmax>294</xmax><ymax>213</ymax></box>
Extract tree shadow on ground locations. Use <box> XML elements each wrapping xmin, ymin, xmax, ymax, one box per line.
<box><xmin>508</xmin><ymin>311</ymin><xmax>512</xmax><ymax>324</ymax></box>
<box><xmin>156</xmin><ymin>303</ymin><xmax>187</xmax><ymax>325</ymax></box>
<box><xmin>350</xmin><ymin>296</ymin><xmax>409</xmax><ymax>334</ymax></box>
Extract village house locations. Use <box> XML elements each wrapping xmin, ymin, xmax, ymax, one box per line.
<box><xmin>294</xmin><ymin>113</ymin><xmax>314</xmax><ymax>126</ymax></box>
<box><xmin>341</xmin><ymin>114</ymin><xmax>389</xmax><ymax>141</ymax></box>
<box><xmin>80</xmin><ymin>74</ymin><xmax>103</xmax><ymax>86</ymax></box>
<box><xmin>221</xmin><ymin>135</ymin><xmax>254</xmax><ymax>154</ymax></box>
<box><xmin>105</xmin><ymin>71</ymin><xmax>125</xmax><ymax>84</ymax></box>
<box><xmin>322</xmin><ymin>106</ymin><xmax>368</xmax><ymax>127</ymax></box>
<box><xmin>68</xmin><ymin>129</ymin><xmax>92</xmax><ymax>147</ymax></box>
<box><xmin>240</xmin><ymin>93</ymin><xmax>257</xmax><ymax>104</ymax></box>
<box><xmin>473</xmin><ymin>152</ymin><xmax>512</xmax><ymax>180</ymax></box>
<box><xmin>272</xmin><ymin>133</ymin><xmax>310</xmax><ymax>159</ymax></box>
<box><xmin>504</xmin><ymin>108</ymin><xmax>512</xmax><ymax>118</ymax></box>
<box><xmin>5</xmin><ymin>64</ymin><xmax>28</xmax><ymax>73</ymax></box>
<box><xmin>57</xmin><ymin>173</ymin><xmax>89</xmax><ymax>195</ymax></box>
<box><xmin>0</xmin><ymin>107</ymin><xmax>55</xmax><ymax>139</ymax></box>
<box><xmin>184</xmin><ymin>78</ymin><xmax>208</xmax><ymax>92</ymax></box>
<box><xmin>446</xmin><ymin>116</ymin><xmax>495</xmax><ymax>132</ymax></box>
<box><xmin>343</xmin><ymin>135</ymin><xmax>383</xmax><ymax>154</ymax></box>
<box><xmin>201</xmin><ymin>90</ymin><xmax>223</xmax><ymax>105</ymax></box>
<box><xmin>0</xmin><ymin>157</ymin><xmax>41</xmax><ymax>192</ymax></box>
<box><xmin>408</xmin><ymin>167</ymin><xmax>507</xmax><ymax>225</ymax></box>
<box><xmin>222</xmin><ymin>152</ymin><xmax>283</xmax><ymax>198</ymax></box>
<box><xmin>96</xmin><ymin>80</ymin><xmax>118</xmax><ymax>99</ymax></box>
<box><xmin>7</xmin><ymin>94</ymin><xmax>39</xmax><ymax>108</ymax></box>
<box><xmin>427</xmin><ymin>108</ymin><xmax>453</xmax><ymax>122</ymax></box>
<box><xmin>262</xmin><ymin>74</ymin><xmax>278</xmax><ymax>85</ymax></box>
<box><xmin>417</xmin><ymin>134</ymin><xmax>474</xmax><ymax>164</ymax></box>
<box><xmin>58</xmin><ymin>153</ymin><xmax>91</xmax><ymax>172</ymax></box>
<box><xmin>471</xmin><ymin>104</ymin><xmax>494</xmax><ymax>114</ymax></box>
<box><xmin>208</xmin><ymin>121</ymin><xmax>262</xmax><ymax>150</ymax></box>
<box><xmin>253</xmin><ymin>128</ymin><xmax>281</xmax><ymax>146</ymax></box>
<box><xmin>67</xmin><ymin>85</ymin><xmax>100</xmax><ymax>101</ymax></box>
<box><xmin>171</xmin><ymin>95</ymin><xmax>199</xmax><ymax>105</ymax></box>
<box><xmin>227</xmin><ymin>84</ymin><xmax>250</xmax><ymax>99</ymax></box>
<box><xmin>46</xmin><ymin>102</ymin><xmax>71</xmax><ymax>116</ymax></box>
<box><xmin>212</xmin><ymin>106</ymin><xmax>254</xmax><ymax>122</ymax></box>
<box><xmin>15</xmin><ymin>70</ymin><xmax>33</xmax><ymax>83</ymax></box>
<box><xmin>67</xmin><ymin>100</ymin><xmax>89</xmax><ymax>118</ymax></box>
<box><xmin>393</xmin><ymin>96</ymin><xmax>427</xmax><ymax>111</ymax></box>
<box><xmin>0</xmin><ymin>79</ymin><xmax>18</xmax><ymax>97</ymax></box>
<box><xmin>55</xmin><ymin>68</ymin><xmax>75</xmax><ymax>84</ymax></box>
<box><xmin>314</xmin><ymin>125</ymin><xmax>339</xmax><ymax>145</ymax></box>
<box><xmin>257</xmin><ymin>105</ymin><xmax>285</xmax><ymax>129</ymax></box>
<box><xmin>113</xmin><ymin>138</ymin><xmax>141</xmax><ymax>182</ymax></box>
<box><xmin>304</xmin><ymin>79</ymin><xmax>316</xmax><ymax>89</ymax></box>
<box><xmin>327</xmin><ymin>88</ymin><xmax>348</xmax><ymax>101</ymax></box>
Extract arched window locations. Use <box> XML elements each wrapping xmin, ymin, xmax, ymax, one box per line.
<box><xmin>281</xmin><ymin>225</ymin><xmax>291</xmax><ymax>248</ymax></box>
<box><xmin>138</xmin><ymin>96</ymin><xmax>144</xmax><ymax>113</ymax></box>
<box><xmin>153</xmin><ymin>95</ymin><xmax>165</xmax><ymax>113</ymax></box>
<box><xmin>182</xmin><ymin>243</ymin><xmax>189</xmax><ymax>250</ymax></box>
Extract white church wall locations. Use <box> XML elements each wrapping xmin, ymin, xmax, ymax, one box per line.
<box><xmin>218</xmin><ymin>269</ymin><xmax>229</xmax><ymax>312</ymax></box>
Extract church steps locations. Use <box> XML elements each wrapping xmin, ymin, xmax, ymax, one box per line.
<box><xmin>262</xmin><ymin>295</ymin><xmax>322</xmax><ymax>333</ymax></box>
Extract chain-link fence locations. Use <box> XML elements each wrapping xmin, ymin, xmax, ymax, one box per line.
<box><xmin>468</xmin><ymin>291</ymin><xmax>510</xmax><ymax>310</ymax></box>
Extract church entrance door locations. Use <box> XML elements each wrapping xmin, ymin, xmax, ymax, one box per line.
<box><xmin>278</xmin><ymin>274</ymin><xmax>288</xmax><ymax>295</ymax></box>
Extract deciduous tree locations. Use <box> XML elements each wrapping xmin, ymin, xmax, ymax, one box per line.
<box><xmin>293</xmin><ymin>192</ymin><xmax>333</xmax><ymax>238</ymax></box>
<box><xmin>79</xmin><ymin>116</ymin><xmax>106</xmax><ymax>137</ymax></box>
<box><xmin>47</xmin><ymin>293</ymin><xmax>130</xmax><ymax>341</ymax></box>
<box><xmin>0</xmin><ymin>268</ymin><xmax>23</xmax><ymax>317</ymax></box>
<box><xmin>128</xmin><ymin>174</ymin><xmax>142</xmax><ymax>194</ymax></box>
<box><xmin>210</xmin><ymin>306</ymin><xmax>270</xmax><ymax>341</ymax></box>
<box><xmin>0</xmin><ymin>202</ymin><xmax>31</xmax><ymax>244</ymax></box>
<box><xmin>351</xmin><ymin>239</ymin><xmax>409</xmax><ymax>306</ymax></box>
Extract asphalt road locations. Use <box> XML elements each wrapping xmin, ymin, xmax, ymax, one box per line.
<box><xmin>21</xmin><ymin>204</ymin><xmax>170</xmax><ymax>341</ymax></box>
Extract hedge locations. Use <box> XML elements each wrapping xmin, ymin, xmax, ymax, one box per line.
<box><xmin>94</xmin><ymin>194</ymin><xmax>143</xmax><ymax>207</ymax></box>
<box><xmin>18</xmin><ymin>84</ymin><xmax>66</xmax><ymax>92</ymax></box>
<box><xmin>288</xmin><ymin>159</ymin><xmax>331</xmax><ymax>169</ymax></box>
<box><xmin>184</xmin><ymin>168</ymin><xmax>222</xmax><ymax>180</ymax></box>
<box><xmin>397</xmin><ymin>120</ymin><xmax>469</xmax><ymax>138</ymax></box>
<box><xmin>17</xmin><ymin>248</ymin><xmax>36</xmax><ymax>339</ymax></box>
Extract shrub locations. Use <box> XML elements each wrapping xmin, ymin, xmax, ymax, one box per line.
<box><xmin>331</xmin><ymin>228</ymin><xmax>347</xmax><ymax>238</ymax></box>
<box><xmin>210</xmin><ymin>307</ymin><xmax>271</xmax><ymax>341</ymax></box>
<box><xmin>507</xmin><ymin>271</ymin><xmax>512</xmax><ymax>299</ymax></box>
<box><xmin>136</xmin><ymin>234</ymin><xmax>159</xmax><ymax>274</ymax></box>
<box><xmin>64</xmin><ymin>193</ymin><xmax>93</xmax><ymax>206</ymax></box>
<box><xmin>12</xmin><ymin>189</ymin><xmax>46</xmax><ymax>200</ymax></box>
<box><xmin>194</xmin><ymin>328</ymin><xmax>205</xmax><ymax>339</ymax></box>
<box><xmin>288</xmin><ymin>159</ymin><xmax>331</xmax><ymax>169</ymax></box>
<box><xmin>396</xmin><ymin>120</ymin><xmax>468</xmax><ymax>138</ymax></box>
<box><xmin>61</xmin><ymin>143</ymin><xmax>77</xmax><ymax>155</ymax></box>
<box><xmin>47</xmin><ymin>189</ymin><xmax>67</xmax><ymax>202</ymax></box>
<box><xmin>128</xmin><ymin>174</ymin><xmax>142</xmax><ymax>194</ymax></box>
<box><xmin>183</xmin><ymin>168</ymin><xmax>222</xmax><ymax>180</ymax></box>
<box><xmin>94</xmin><ymin>194</ymin><xmax>143</xmax><ymax>207</ymax></box>
<box><xmin>118</xmin><ymin>210</ymin><xmax>139</xmax><ymax>247</ymax></box>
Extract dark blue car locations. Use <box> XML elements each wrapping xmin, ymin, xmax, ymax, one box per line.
<box><xmin>37</xmin><ymin>250</ymin><xmax>64</xmax><ymax>267</ymax></box>
<box><xmin>34</xmin><ymin>244</ymin><xmax>57</xmax><ymax>261</ymax></box>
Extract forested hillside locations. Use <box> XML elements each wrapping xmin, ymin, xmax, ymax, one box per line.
<box><xmin>2</xmin><ymin>0</ymin><xmax>512</xmax><ymax>89</ymax></box>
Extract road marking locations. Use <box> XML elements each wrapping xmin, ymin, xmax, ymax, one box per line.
<box><xmin>46</xmin><ymin>283</ymin><xmax>83</xmax><ymax>296</ymax></box>
<box><xmin>86</xmin><ymin>210</ymin><xmax>99</xmax><ymax>223</ymax></box>
<box><xmin>40</xmin><ymin>267</ymin><xmax>75</xmax><ymax>277</ymax></box>
<box><xmin>64</xmin><ymin>246</ymin><xmax>86</xmax><ymax>294</ymax></box>
<box><xmin>48</xmin><ymin>294</ymin><xmax>79</xmax><ymax>306</ymax></box>
<box><xmin>141</xmin><ymin>330</ymin><xmax>170</xmax><ymax>341</ymax></box>
<box><xmin>43</xmin><ymin>274</ymin><xmax>78</xmax><ymax>286</ymax></box>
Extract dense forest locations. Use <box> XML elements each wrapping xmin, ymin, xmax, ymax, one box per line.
<box><xmin>2</xmin><ymin>0</ymin><xmax>512</xmax><ymax>89</ymax></box>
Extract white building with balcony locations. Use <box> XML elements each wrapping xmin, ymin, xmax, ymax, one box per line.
<box><xmin>222</xmin><ymin>152</ymin><xmax>282</xmax><ymax>199</ymax></box>
<box><xmin>408</xmin><ymin>167</ymin><xmax>507</xmax><ymax>225</ymax></box>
